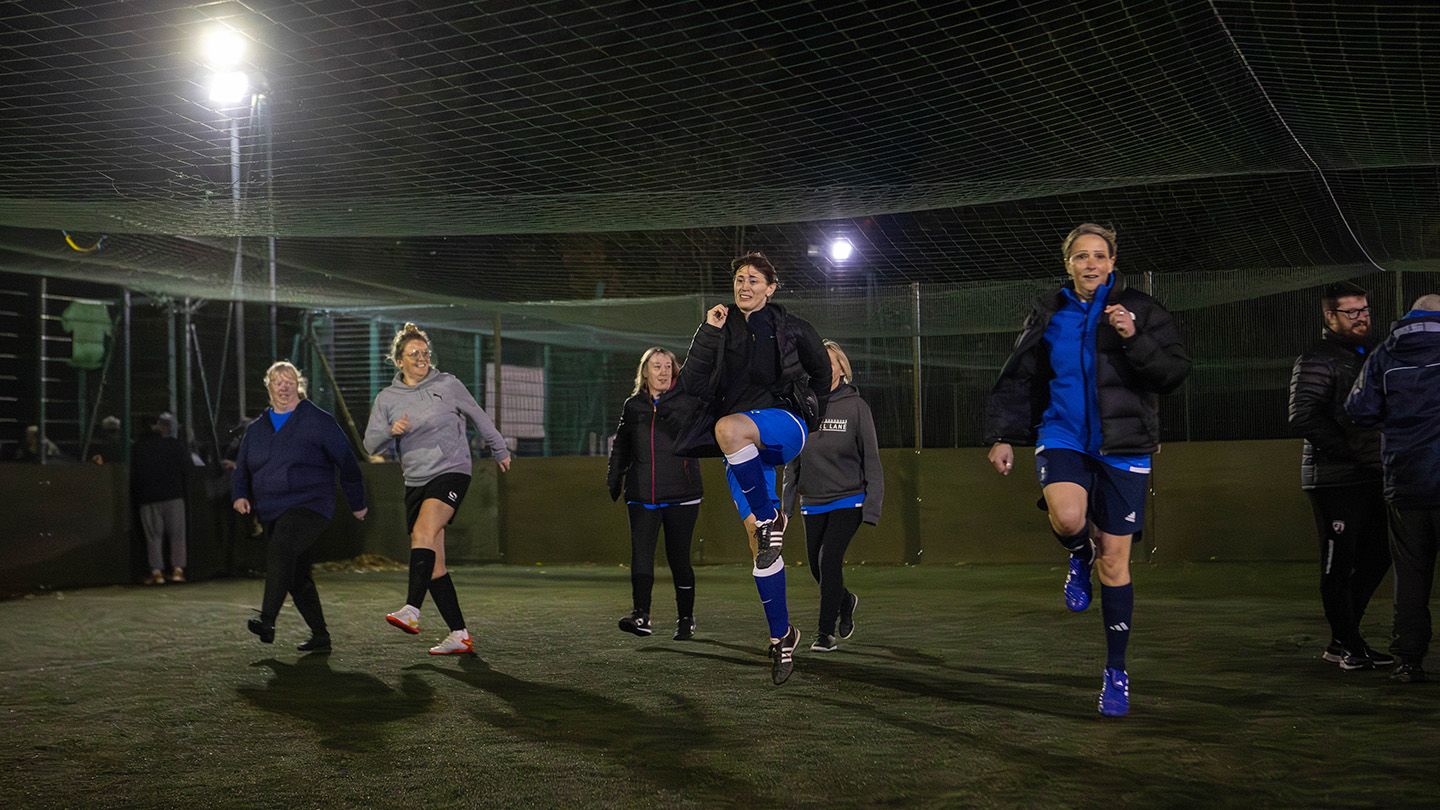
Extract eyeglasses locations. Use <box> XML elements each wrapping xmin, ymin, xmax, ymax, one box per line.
<box><xmin>404</xmin><ymin>349</ymin><xmax>432</xmax><ymax>360</ymax></box>
<box><xmin>1329</xmin><ymin>307</ymin><xmax>1371</xmax><ymax>320</ymax></box>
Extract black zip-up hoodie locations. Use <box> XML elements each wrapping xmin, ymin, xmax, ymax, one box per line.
<box><xmin>1287</xmin><ymin>327</ymin><xmax>1382</xmax><ymax>489</ymax></box>
<box><xmin>781</xmin><ymin>384</ymin><xmax>884</xmax><ymax>525</ymax></box>
<box><xmin>983</xmin><ymin>273</ymin><xmax>1191</xmax><ymax>455</ymax></box>
<box><xmin>607</xmin><ymin>389</ymin><xmax>704</xmax><ymax>504</ymax></box>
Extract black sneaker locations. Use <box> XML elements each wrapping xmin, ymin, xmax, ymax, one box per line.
<box><xmin>296</xmin><ymin>633</ymin><xmax>332</xmax><ymax>652</ymax></box>
<box><xmin>810</xmin><ymin>633</ymin><xmax>837</xmax><ymax>652</ymax></box>
<box><xmin>753</xmin><ymin>512</ymin><xmax>788</xmax><ymax>569</ymax></box>
<box><xmin>618</xmin><ymin>609</ymin><xmax>652</xmax><ymax>637</ymax></box>
<box><xmin>1338</xmin><ymin>650</ymin><xmax>1375</xmax><ymax>671</ymax></box>
<box><xmin>769</xmin><ymin>625</ymin><xmax>800</xmax><ymax>685</ymax></box>
<box><xmin>247</xmin><ymin>615</ymin><xmax>275</xmax><ymax>644</ymax></box>
<box><xmin>1364</xmin><ymin>646</ymin><xmax>1395</xmax><ymax>667</ymax></box>
<box><xmin>838</xmin><ymin>592</ymin><xmax>859</xmax><ymax>640</ymax></box>
<box><xmin>673</xmin><ymin>617</ymin><xmax>695</xmax><ymax>641</ymax></box>
<box><xmin>1321</xmin><ymin>641</ymin><xmax>1346</xmax><ymax>664</ymax></box>
<box><xmin>1390</xmin><ymin>663</ymin><xmax>1427</xmax><ymax>683</ymax></box>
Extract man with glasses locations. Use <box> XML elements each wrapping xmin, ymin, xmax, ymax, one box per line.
<box><xmin>1288</xmin><ymin>281</ymin><xmax>1392</xmax><ymax>671</ymax></box>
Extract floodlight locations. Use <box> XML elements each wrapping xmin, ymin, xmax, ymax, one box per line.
<box><xmin>202</xmin><ymin>28</ymin><xmax>247</xmax><ymax>69</ymax></box>
<box><xmin>208</xmin><ymin>71</ymin><xmax>250</xmax><ymax>104</ymax></box>
<box><xmin>829</xmin><ymin>238</ymin><xmax>855</xmax><ymax>263</ymax></box>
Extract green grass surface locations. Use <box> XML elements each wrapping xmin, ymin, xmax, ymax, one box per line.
<box><xmin>2</xmin><ymin>563</ymin><xmax>1436</xmax><ymax>808</ymax></box>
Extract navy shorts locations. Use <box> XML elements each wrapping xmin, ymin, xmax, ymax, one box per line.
<box><xmin>1035</xmin><ymin>448</ymin><xmax>1148</xmax><ymax>536</ymax></box>
<box><xmin>404</xmin><ymin>472</ymin><xmax>471</xmax><ymax>533</ymax></box>
<box><xmin>724</xmin><ymin>408</ymin><xmax>807</xmax><ymax>519</ymax></box>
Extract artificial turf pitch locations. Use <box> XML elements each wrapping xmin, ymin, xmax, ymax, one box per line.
<box><xmin>3</xmin><ymin>562</ymin><xmax>1436</xmax><ymax>808</ymax></box>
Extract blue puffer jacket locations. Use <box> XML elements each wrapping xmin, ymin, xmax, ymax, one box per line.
<box><xmin>1345</xmin><ymin>310</ymin><xmax>1440</xmax><ymax>508</ymax></box>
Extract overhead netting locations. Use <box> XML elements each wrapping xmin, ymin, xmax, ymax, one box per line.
<box><xmin>1</xmin><ymin>1</ymin><xmax>1438</xmax><ymax>454</ymax></box>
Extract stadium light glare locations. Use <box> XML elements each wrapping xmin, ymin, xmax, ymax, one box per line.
<box><xmin>208</xmin><ymin>71</ymin><xmax>250</xmax><ymax>105</ymax></box>
<box><xmin>201</xmin><ymin>28</ymin><xmax>247</xmax><ymax>69</ymax></box>
<box><xmin>829</xmin><ymin>238</ymin><xmax>855</xmax><ymax>263</ymax></box>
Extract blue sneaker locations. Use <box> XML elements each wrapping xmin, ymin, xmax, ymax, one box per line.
<box><xmin>1099</xmin><ymin>667</ymin><xmax>1129</xmax><ymax>717</ymax></box>
<box><xmin>1063</xmin><ymin>549</ymin><xmax>1093</xmax><ymax>612</ymax></box>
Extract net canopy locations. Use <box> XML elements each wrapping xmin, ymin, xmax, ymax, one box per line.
<box><xmin>0</xmin><ymin>0</ymin><xmax>1435</xmax><ymax>318</ymax></box>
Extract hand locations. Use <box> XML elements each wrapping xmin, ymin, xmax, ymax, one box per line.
<box><xmin>497</xmin><ymin>455</ymin><xmax>512</xmax><ymax>473</ymax></box>
<box><xmin>706</xmin><ymin>304</ymin><xmax>728</xmax><ymax>329</ymax></box>
<box><xmin>1104</xmin><ymin>305</ymin><xmax>1137</xmax><ymax>339</ymax></box>
<box><xmin>352</xmin><ymin>507</ymin><xmax>368</xmax><ymax>521</ymax></box>
<box><xmin>987</xmin><ymin>443</ymin><xmax>1015</xmax><ymax>476</ymax></box>
<box><xmin>390</xmin><ymin>413</ymin><xmax>411</xmax><ymax>436</ymax></box>
<box><xmin>220</xmin><ymin>459</ymin><xmax>237</xmax><ymax>471</ymax></box>
<box><xmin>233</xmin><ymin>498</ymin><xmax>251</xmax><ymax>515</ymax></box>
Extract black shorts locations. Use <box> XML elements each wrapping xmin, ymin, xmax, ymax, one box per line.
<box><xmin>404</xmin><ymin>473</ymin><xmax>471</xmax><ymax>533</ymax></box>
<box><xmin>1036</xmin><ymin>448</ymin><xmax>1149</xmax><ymax>536</ymax></box>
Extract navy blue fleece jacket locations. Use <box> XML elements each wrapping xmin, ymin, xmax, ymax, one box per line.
<box><xmin>233</xmin><ymin>399</ymin><xmax>367</xmax><ymax>523</ymax></box>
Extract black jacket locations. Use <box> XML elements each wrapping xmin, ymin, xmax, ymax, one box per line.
<box><xmin>606</xmin><ymin>389</ymin><xmax>704</xmax><ymax>504</ymax></box>
<box><xmin>131</xmin><ymin>432</ymin><xmax>190</xmax><ymax>505</ymax></box>
<box><xmin>983</xmin><ymin>275</ymin><xmax>1191</xmax><ymax>455</ymax></box>
<box><xmin>1345</xmin><ymin>312</ymin><xmax>1440</xmax><ymax>508</ymax></box>
<box><xmin>1287</xmin><ymin>328</ymin><xmax>1382</xmax><ymax>489</ymax></box>
<box><xmin>781</xmin><ymin>384</ymin><xmax>884</xmax><ymax>525</ymax></box>
<box><xmin>673</xmin><ymin>302</ymin><xmax>831</xmax><ymax>458</ymax></box>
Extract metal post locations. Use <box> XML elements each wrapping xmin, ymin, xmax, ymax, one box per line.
<box><xmin>231</xmin><ymin>116</ymin><xmax>247</xmax><ymax>421</ymax></box>
<box><xmin>264</xmin><ymin>94</ymin><xmax>278</xmax><ymax>361</ymax></box>
<box><xmin>541</xmin><ymin>344</ymin><xmax>551</xmax><ymax>458</ymax></box>
<box><xmin>183</xmin><ymin>299</ymin><xmax>194</xmax><ymax>445</ymax></box>
<box><xmin>36</xmin><ymin>277</ymin><xmax>47</xmax><ymax>464</ymax></box>
<box><xmin>1395</xmin><ymin>269</ymin><xmax>1405</xmax><ymax>320</ymax></box>
<box><xmin>472</xmin><ymin>333</ymin><xmax>483</xmax><ymax>405</ymax></box>
<box><xmin>369</xmin><ymin>320</ymin><xmax>382</xmax><ymax>399</ymax></box>
<box><xmin>910</xmin><ymin>281</ymin><xmax>922</xmax><ymax>451</ymax></box>
<box><xmin>122</xmin><ymin>289</ymin><xmax>132</xmax><ymax>465</ymax></box>
<box><xmin>492</xmin><ymin>315</ymin><xmax>503</xmax><ymax>431</ymax></box>
<box><xmin>166</xmin><ymin>301</ymin><xmax>178</xmax><ymax>421</ymax></box>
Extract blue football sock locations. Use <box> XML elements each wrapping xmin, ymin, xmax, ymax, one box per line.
<box><xmin>753</xmin><ymin>556</ymin><xmax>789</xmax><ymax>639</ymax></box>
<box><xmin>725</xmin><ymin>444</ymin><xmax>778</xmax><ymax>523</ymax></box>
<box><xmin>1101</xmin><ymin>583</ymin><xmax>1133</xmax><ymax>670</ymax></box>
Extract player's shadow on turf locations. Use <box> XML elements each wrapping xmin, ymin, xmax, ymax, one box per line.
<box><xmin>238</xmin><ymin>656</ymin><xmax>436</xmax><ymax>752</ymax></box>
<box><xmin>407</xmin><ymin>658</ymin><xmax>759</xmax><ymax>804</ymax></box>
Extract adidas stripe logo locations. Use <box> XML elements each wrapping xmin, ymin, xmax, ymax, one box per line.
<box><xmin>1124</xmin><ymin>511</ymin><xmax>1137</xmax><ymax>523</ymax></box>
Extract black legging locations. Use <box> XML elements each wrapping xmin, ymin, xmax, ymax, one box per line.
<box><xmin>804</xmin><ymin>508</ymin><xmax>863</xmax><ymax>636</ymax></box>
<box><xmin>627</xmin><ymin>503</ymin><xmax>699</xmax><ymax>617</ymax></box>
<box><xmin>259</xmin><ymin>507</ymin><xmax>330</xmax><ymax>631</ymax></box>
<box><xmin>1307</xmin><ymin>482</ymin><xmax>1391</xmax><ymax>650</ymax></box>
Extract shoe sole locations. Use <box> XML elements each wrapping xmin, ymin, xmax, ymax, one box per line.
<box><xmin>839</xmin><ymin>595</ymin><xmax>858</xmax><ymax>640</ymax></box>
<box><xmin>772</xmin><ymin>628</ymin><xmax>800</xmax><ymax>685</ymax></box>
<box><xmin>297</xmin><ymin>642</ymin><xmax>332</xmax><ymax>652</ymax></box>
<box><xmin>619</xmin><ymin>621</ymin><xmax>653</xmax><ymax>637</ymax></box>
<box><xmin>1321</xmin><ymin>651</ymin><xmax>1345</xmax><ymax>664</ymax></box>
<box><xmin>1338</xmin><ymin>659</ymin><xmax>1375</xmax><ymax>671</ymax></box>
<box><xmin>810</xmin><ymin>644</ymin><xmax>837</xmax><ymax>652</ymax></box>
<box><xmin>386</xmin><ymin>615</ymin><xmax>421</xmax><ymax>635</ymax></box>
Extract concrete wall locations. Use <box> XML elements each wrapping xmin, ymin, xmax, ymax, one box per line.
<box><xmin>0</xmin><ymin>439</ymin><xmax>1316</xmax><ymax>593</ymax></box>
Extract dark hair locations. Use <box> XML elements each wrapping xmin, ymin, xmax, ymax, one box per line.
<box><xmin>1322</xmin><ymin>281</ymin><xmax>1368</xmax><ymax>311</ymax></box>
<box><xmin>730</xmin><ymin>251</ymin><xmax>778</xmax><ymax>286</ymax></box>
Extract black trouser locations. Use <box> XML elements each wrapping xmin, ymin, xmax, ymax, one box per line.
<box><xmin>804</xmin><ymin>508</ymin><xmax>863</xmax><ymax>636</ymax></box>
<box><xmin>627</xmin><ymin>503</ymin><xmax>699</xmax><ymax>617</ymax></box>
<box><xmin>259</xmin><ymin>507</ymin><xmax>330</xmax><ymax>631</ymax></box>
<box><xmin>1307</xmin><ymin>482</ymin><xmax>1391</xmax><ymax>651</ymax></box>
<box><xmin>1389</xmin><ymin>505</ymin><xmax>1440</xmax><ymax>665</ymax></box>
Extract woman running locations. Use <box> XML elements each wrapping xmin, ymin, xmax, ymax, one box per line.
<box><xmin>364</xmin><ymin>323</ymin><xmax>511</xmax><ymax>655</ymax></box>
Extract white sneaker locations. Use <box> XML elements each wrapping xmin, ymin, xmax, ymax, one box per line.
<box><xmin>429</xmin><ymin>629</ymin><xmax>474</xmax><ymax>656</ymax></box>
<box><xmin>386</xmin><ymin>605</ymin><xmax>421</xmax><ymax>635</ymax></box>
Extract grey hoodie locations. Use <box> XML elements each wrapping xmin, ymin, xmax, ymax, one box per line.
<box><xmin>364</xmin><ymin>369</ymin><xmax>510</xmax><ymax>486</ymax></box>
<box><xmin>782</xmin><ymin>383</ymin><xmax>883</xmax><ymax>525</ymax></box>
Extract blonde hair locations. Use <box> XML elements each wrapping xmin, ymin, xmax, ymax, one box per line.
<box><xmin>1061</xmin><ymin>223</ymin><xmax>1117</xmax><ymax>264</ymax></box>
<box><xmin>390</xmin><ymin>322</ymin><xmax>434</xmax><ymax>367</ymax></box>
<box><xmin>632</xmin><ymin>347</ymin><xmax>678</xmax><ymax>396</ymax></box>
<box><xmin>262</xmin><ymin>361</ymin><xmax>308</xmax><ymax>403</ymax></box>
<box><xmin>823</xmin><ymin>339</ymin><xmax>853</xmax><ymax>384</ymax></box>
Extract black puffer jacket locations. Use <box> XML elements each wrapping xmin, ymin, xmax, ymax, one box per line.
<box><xmin>983</xmin><ymin>275</ymin><xmax>1191</xmax><ymax>455</ymax></box>
<box><xmin>606</xmin><ymin>389</ymin><xmax>703</xmax><ymax>504</ymax></box>
<box><xmin>673</xmin><ymin>302</ymin><xmax>831</xmax><ymax>458</ymax></box>
<box><xmin>1287</xmin><ymin>329</ymin><xmax>1382</xmax><ymax>489</ymax></box>
<box><xmin>1345</xmin><ymin>311</ymin><xmax>1440</xmax><ymax>508</ymax></box>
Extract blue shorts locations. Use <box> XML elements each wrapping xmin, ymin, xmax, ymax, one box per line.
<box><xmin>1036</xmin><ymin>448</ymin><xmax>1148</xmax><ymax>536</ymax></box>
<box><xmin>723</xmin><ymin>408</ymin><xmax>807</xmax><ymax>519</ymax></box>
